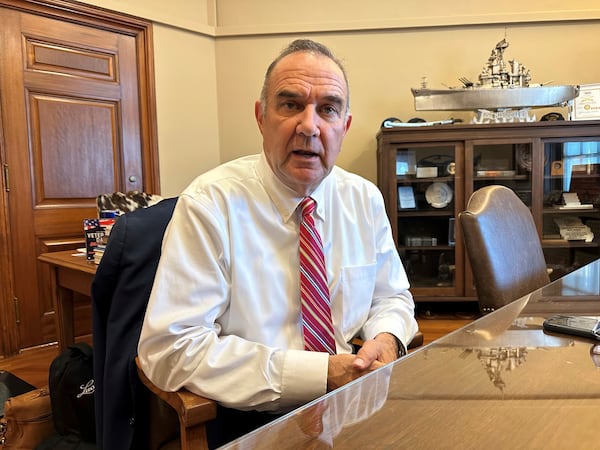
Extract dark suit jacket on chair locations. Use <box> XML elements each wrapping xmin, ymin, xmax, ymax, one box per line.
<box><xmin>91</xmin><ymin>197</ymin><xmax>177</xmax><ymax>449</ymax></box>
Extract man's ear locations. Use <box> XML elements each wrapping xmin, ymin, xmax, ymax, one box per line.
<box><xmin>343</xmin><ymin>113</ymin><xmax>353</xmax><ymax>135</ymax></box>
<box><xmin>255</xmin><ymin>101</ymin><xmax>264</xmax><ymax>134</ymax></box>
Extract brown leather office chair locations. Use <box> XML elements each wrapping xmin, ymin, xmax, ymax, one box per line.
<box><xmin>458</xmin><ymin>185</ymin><xmax>550</xmax><ymax>314</ymax></box>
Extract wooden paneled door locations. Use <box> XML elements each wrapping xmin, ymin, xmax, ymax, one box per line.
<box><xmin>0</xmin><ymin>1</ymin><xmax>159</xmax><ymax>355</ymax></box>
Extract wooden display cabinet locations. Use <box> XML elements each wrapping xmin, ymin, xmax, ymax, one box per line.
<box><xmin>377</xmin><ymin>120</ymin><xmax>600</xmax><ymax>304</ymax></box>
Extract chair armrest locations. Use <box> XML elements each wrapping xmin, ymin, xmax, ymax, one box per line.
<box><xmin>135</xmin><ymin>356</ymin><xmax>216</xmax><ymax>427</ymax></box>
<box><xmin>407</xmin><ymin>331</ymin><xmax>424</xmax><ymax>349</ymax></box>
<box><xmin>135</xmin><ymin>357</ymin><xmax>217</xmax><ymax>449</ymax></box>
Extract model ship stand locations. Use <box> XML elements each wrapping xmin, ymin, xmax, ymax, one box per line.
<box><xmin>471</xmin><ymin>107</ymin><xmax>536</xmax><ymax>124</ymax></box>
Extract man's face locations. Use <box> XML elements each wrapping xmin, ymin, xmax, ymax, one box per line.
<box><xmin>255</xmin><ymin>51</ymin><xmax>352</xmax><ymax>196</ymax></box>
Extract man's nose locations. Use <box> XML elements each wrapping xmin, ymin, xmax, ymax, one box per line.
<box><xmin>296</xmin><ymin>107</ymin><xmax>320</xmax><ymax>137</ymax></box>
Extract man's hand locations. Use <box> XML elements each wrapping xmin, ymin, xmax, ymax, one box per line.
<box><xmin>327</xmin><ymin>333</ymin><xmax>400</xmax><ymax>391</ymax></box>
<box><xmin>327</xmin><ymin>353</ymin><xmax>381</xmax><ymax>391</ymax></box>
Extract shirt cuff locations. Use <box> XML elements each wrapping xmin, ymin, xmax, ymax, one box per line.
<box><xmin>280</xmin><ymin>349</ymin><xmax>329</xmax><ymax>408</ymax></box>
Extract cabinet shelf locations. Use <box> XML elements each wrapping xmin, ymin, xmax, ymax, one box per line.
<box><xmin>544</xmin><ymin>172</ymin><xmax>598</xmax><ymax>180</ymax></box>
<box><xmin>543</xmin><ymin>208</ymin><xmax>599</xmax><ymax>214</ymax></box>
<box><xmin>542</xmin><ymin>239</ymin><xmax>599</xmax><ymax>249</ymax></box>
<box><xmin>397</xmin><ymin>176</ymin><xmax>454</xmax><ymax>183</ymax></box>
<box><xmin>399</xmin><ymin>245</ymin><xmax>455</xmax><ymax>251</ymax></box>
<box><xmin>411</xmin><ymin>279</ymin><xmax>454</xmax><ymax>288</ymax></box>
<box><xmin>474</xmin><ymin>175</ymin><xmax>529</xmax><ymax>181</ymax></box>
<box><xmin>397</xmin><ymin>210</ymin><xmax>454</xmax><ymax>217</ymax></box>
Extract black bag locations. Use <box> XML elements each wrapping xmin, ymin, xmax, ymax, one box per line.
<box><xmin>45</xmin><ymin>343</ymin><xmax>96</xmax><ymax>445</ymax></box>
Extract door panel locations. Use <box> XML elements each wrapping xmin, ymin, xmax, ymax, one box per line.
<box><xmin>25</xmin><ymin>38</ymin><xmax>117</xmax><ymax>82</ymax></box>
<box><xmin>30</xmin><ymin>94</ymin><xmax>118</xmax><ymax>199</ymax></box>
<box><xmin>0</xmin><ymin>5</ymin><xmax>157</xmax><ymax>351</ymax></box>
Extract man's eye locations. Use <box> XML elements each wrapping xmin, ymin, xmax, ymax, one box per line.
<box><xmin>320</xmin><ymin>105</ymin><xmax>340</xmax><ymax>116</ymax></box>
<box><xmin>281</xmin><ymin>102</ymin><xmax>300</xmax><ymax>111</ymax></box>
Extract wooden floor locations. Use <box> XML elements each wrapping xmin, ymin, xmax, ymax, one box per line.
<box><xmin>0</xmin><ymin>318</ymin><xmax>474</xmax><ymax>389</ymax></box>
<box><xmin>0</xmin><ymin>344</ymin><xmax>60</xmax><ymax>388</ymax></box>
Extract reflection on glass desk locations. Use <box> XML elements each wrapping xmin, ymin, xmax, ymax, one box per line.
<box><xmin>221</xmin><ymin>259</ymin><xmax>600</xmax><ymax>449</ymax></box>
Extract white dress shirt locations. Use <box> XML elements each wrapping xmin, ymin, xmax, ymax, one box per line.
<box><xmin>138</xmin><ymin>152</ymin><xmax>417</xmax><ymax>412</ymax></box>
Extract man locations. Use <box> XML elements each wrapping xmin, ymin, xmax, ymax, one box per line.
<box><xmin>138</xmin><ymin>39</ymin><xmax>417</xmax><ymax>446</ymax></box>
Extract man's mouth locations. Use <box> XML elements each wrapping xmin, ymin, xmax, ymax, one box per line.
<box><xmin>292</xmin><ymin>150</ymin><xmax>318</xmax><ymax>157</ymax></box>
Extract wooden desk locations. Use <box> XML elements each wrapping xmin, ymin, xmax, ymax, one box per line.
<box><xmin>223</xmin><ymin>260</ymin><xmax>600</xmax><ymax>449</ymax></box>
<box><xmin>38</xmin><ymin>250</ymin><xmax>97</xmax><ymax>352</ymax></box>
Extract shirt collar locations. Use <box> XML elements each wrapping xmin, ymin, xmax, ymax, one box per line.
<box><xmin>257</xmin><ymin>152</ymin><xmax>329</xmax><ymax>223</ymax></box>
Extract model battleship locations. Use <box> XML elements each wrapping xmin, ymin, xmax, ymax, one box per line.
<box><xmin>411</xmin><ymin>38</ymin><xmax>579</xmax><ymax>111</ymax></box>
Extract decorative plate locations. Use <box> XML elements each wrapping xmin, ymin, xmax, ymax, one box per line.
<box><xmin>425</xmin><ymin>182</ymin><xmax>453</xmax><ymax>208</ymax></box>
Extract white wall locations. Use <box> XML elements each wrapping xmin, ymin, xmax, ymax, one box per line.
<box><xmin>215</xmin><ymin>23</ymin><xmax>600</xmax><ymax>182</ymax></box>
<box><xmin>83</xmin><ymin>0</ymin><xmax>215</xmax><ymax>33</ymax></box>
<box><xmin>79</xmin><ymin>1</ymin><xmax>600</xmax><ymax>191</ymax></box>
<box><xmin>215</xmin><ymin>0</ymin><xmax>600</xmax><ymax>34</ymax></box>
<box><xmin>153</xmin><ymin>25</ymin><xmax>220</xmax><ymax>196</ymax></box>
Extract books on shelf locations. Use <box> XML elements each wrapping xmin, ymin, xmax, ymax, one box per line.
<box><xmin>553</xmin><ymin>204</ymin><xmax>593</xmax><ymax>210</ymax></box>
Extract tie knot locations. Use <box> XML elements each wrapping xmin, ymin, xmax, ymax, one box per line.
<box><xmin>300</xmin><ymin>197</ymin><xmax>316</xmax><ymax>218</ymax></box>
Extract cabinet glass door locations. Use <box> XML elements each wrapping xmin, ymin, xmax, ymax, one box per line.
<box><xmin>395</xmin><ymin>144</ymin><xmax>461</xmax><ymax>296</ymax></box>
<box><xmin>468</xmin><ymin>140</ymin><xmax>534</xmax><ymax>207</ymax></box>
<box><xmin>542</xmin><ymin>139</ymin><xmax>600</xmax><ymax>278</ymax></box>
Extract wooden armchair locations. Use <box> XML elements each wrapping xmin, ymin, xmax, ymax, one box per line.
<box><xmin>135</xmin><ymin>357</ymin><xmax>216</xmax><ymax>450</ymax></box>
<box><xmin>408</xmin><ymin>330</ymin><xmax>424</xmax><ymax>350</ymax></box>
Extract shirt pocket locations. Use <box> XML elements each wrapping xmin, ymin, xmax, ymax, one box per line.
<box><xmin>338</xmin><ymin>263</ymin><xmax>377</xmax><ymax>338</ymax></box>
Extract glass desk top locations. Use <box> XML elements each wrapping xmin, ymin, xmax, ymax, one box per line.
<box><xmin>221</xmin><ymin>259</ymin><xmax>600</xmax><ymax>449</ymax></box>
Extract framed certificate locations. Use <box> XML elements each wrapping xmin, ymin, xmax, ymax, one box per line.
<box><xmin>571</xmin><ymin>83</ymin><xmax>600</xmax><ymax>120</ymax></box>
<box><xmin>398</xmin><ymin>186</ymin><xmax>416</xmax><ymax>209</ymax></box>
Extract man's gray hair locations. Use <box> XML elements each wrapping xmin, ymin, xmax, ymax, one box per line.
<box><xmin>259</xmin><ymin>39</ymin><xmax>350</xmax><ymax>116</ymax></box>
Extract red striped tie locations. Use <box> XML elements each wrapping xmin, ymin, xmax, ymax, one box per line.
<box><xmin>299</xmin><ymin>197</ymin><xmax>336</xmax><ymax>354</ymax></box>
